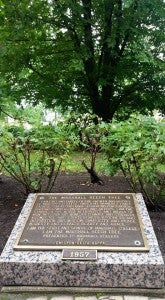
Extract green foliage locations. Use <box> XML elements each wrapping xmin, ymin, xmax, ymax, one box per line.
<box><xmin>0</xmin><ymin>122</ymin><xmax>76</xmax><ymax>194</ymax></box>
<box><xmin>0</xmin><ymin>102</ymin><xmax>45</xmax><ymax>125</ymax></box>
<box><xmin>101</xmin><ymin>115</ymin><xmax>165</xmax><ymax>206</ymax></box>
<box><xmin>65</xmin><ymin>113</ymin><xmax>105</xmax><ymax>183</ymax></box>
<box><xmin>66</xmin><ymin>113</ymin><xmax>102</xmax><ymax>147</ymax></box>
<box><xmin>0</xmin><ymin>0</ymin><xmax>164</xmax><ymax>121</ymax></box>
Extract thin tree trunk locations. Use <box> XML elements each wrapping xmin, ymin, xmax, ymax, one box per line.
<box><xmin>82</xmin><ymin>160</ymin><xmax>104</xmax><ymax>185</ymax></box>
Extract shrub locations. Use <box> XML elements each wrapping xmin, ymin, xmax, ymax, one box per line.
<box><xmin>0</xmin><ymin>123</ymin><xmax>76</xmax><ymax>194</ymax></box>
<box><xmin>101</xmin><ymin>115</ymin><xmax>165</xmax><ymax>207</ymax></box>
<box><xmin>65</xmin><ymin>113</ymin><xmax>105</xmax><ymax>184</ymax></box>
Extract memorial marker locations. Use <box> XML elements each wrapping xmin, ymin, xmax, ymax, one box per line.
<box><xmin>1</xmin><ymin>193</ymin><xmax>164</xmax><ymax>288</ymax></box>
<box><xmin>14</xmin><ymin>193</ymin><xmax>149</xmax><ymax>251</ymax></box>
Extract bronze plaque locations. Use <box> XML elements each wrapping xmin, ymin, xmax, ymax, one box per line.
<box><xmin>14</xmin><ymin>193</ymin><xmax>149</xmax><ymax>251</ymax></box>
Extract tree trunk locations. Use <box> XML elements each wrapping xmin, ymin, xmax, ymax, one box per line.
<box><xmin>91</xmin><ymin>99</ymin><xmax>112</xmax><ymax>122</ymax></box>
<box><xmin>82</xmin><ymin>160</ymin><xmax>104</xmax><ymax>185</ymax></box>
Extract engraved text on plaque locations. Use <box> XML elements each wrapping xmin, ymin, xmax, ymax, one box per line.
<box><xmin>14</xmin><ymin>193</ymin><xmax>149</xmax><ymax>251</ymax></box>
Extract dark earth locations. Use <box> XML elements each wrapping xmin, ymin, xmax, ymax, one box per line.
<box><xmin>0</xmin><ymin>172</ymin><xmax>164</xmax><ymax>263</ymax></box>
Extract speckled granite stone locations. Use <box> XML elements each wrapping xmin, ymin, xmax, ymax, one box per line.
<box><xmin>0</xmin><ymin>193</ymin><xmax>164</xmax><ymax>288</ymax></box>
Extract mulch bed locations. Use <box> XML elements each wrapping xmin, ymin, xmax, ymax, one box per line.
<box><xmin>0</xmin><ymin>172</ymin><xmax>164</xmax><ymax>261</ymax></box>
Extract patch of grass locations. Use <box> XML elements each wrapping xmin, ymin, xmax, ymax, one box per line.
<box><xmin>62</xmin><ymin>151</ymin><xmax>108</xmax><ymax>174</ymax></box>
<box><xmin>0</xmin><ymin>151</ymin><xmax>108</xmax><ymax>176</ymax></box>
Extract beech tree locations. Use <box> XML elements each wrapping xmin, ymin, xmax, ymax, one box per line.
<box><xmin>0</xmin><ymin>0</ymin><xmax>164</xmax><ymax>121</ymax></box>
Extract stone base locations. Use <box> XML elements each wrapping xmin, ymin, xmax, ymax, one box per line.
<box><xmin>0</xmin><ymin>193</ymin><xmax>164</xmax><ymax>288</ymax></box>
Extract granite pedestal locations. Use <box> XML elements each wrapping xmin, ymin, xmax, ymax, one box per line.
<box><xmin>0</xmin><ymin>193</ymin><xmax>164</xmax><ymax>288</ymax></box>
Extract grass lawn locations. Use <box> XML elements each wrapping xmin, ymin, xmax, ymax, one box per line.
<box><xmin>1</xmin><ymin>150</ymin><xmax>164</xmax><ymax>176</ymax></box>
<box><xmin>62</xmin><ymin>151</ymin><xmax>108</xmax><ymax>174</ymax></box>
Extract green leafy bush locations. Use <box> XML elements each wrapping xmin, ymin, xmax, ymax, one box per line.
<box><xmin>65</xmin><ymin>113</ymin><xmax>105</xmax><ymax>184</ymax></box>
<box><xmin>101</xmin><ymin>115</ymin><xmax>165</xmax><ymax>207</ymax></box>
<box><xmin>0</xmin><ymin>123</ymin><xmax>76</xmax><ymax>194</ymax></box>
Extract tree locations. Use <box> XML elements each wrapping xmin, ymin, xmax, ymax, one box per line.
<box><xmin>0</xmin><ymin>0</ymin><xmax>164</xmax><ymax>122</ymax></box>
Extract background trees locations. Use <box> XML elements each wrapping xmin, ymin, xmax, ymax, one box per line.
<box><xmin>0</xmin><ymin>0</ymin><xmax>164</xmax><ymax>121</ymax></box>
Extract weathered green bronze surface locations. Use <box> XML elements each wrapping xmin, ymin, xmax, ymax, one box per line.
<box><xmin>14</xmin><ymin>193</ymin><xmax>149</xmax><ymax>251</ymax></box>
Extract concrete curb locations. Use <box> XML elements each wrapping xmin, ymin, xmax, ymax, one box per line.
<box><xmin>1</xmin><ymin>287</ymin><xmax>165</xmax><ymax>299</ymax></box>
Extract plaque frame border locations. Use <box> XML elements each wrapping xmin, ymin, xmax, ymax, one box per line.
<box><xmin>14</xmin><ymin>193</ymin><xmax>149</xmax><ymax>252</ymax></box>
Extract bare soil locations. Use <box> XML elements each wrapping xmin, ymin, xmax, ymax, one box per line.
<box><xmin>0</xmin><ymin>173</ymin><xmax>164</xmax><ymax>262</ymax></box>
